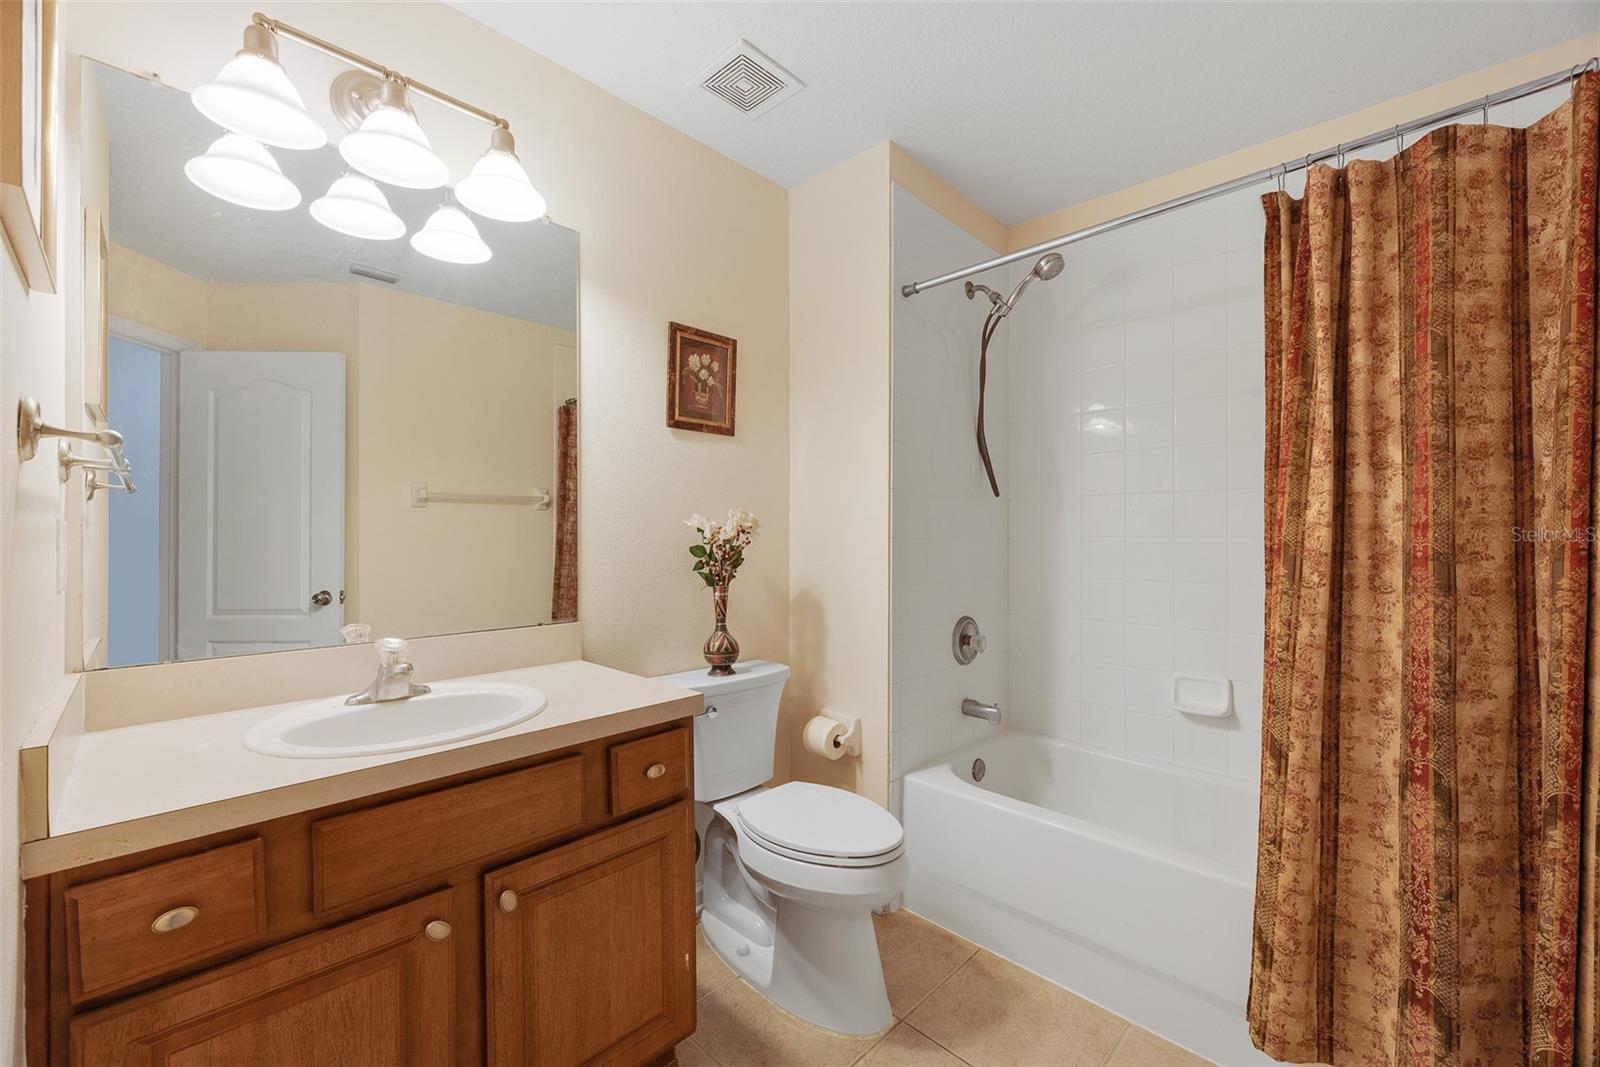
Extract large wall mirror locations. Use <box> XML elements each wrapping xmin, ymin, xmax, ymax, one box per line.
<box><xmin>83</xmin><ymin>60</ymin><xmax>579</xmax><ymax>669</ymax></box>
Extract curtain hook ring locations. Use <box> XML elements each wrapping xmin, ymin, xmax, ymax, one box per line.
<box><xmin>1336</xmin><ymin>142</ymin><xmax>1346</xmax><ymax>168</ymax></box>
<box><xmin>1481</xmin><ymin>95</ymin><xmax>1490</xmax><ymax>125</ymax></box>
<box><xmin>1277</xmin><ymin>165</ymin><xmax>1285</xmax><ymax>194</ymax></box>
<box><xmin>1393</xmin><ymin>125</ymin><xmax>1403</xmax><ymax>155</ymax></box>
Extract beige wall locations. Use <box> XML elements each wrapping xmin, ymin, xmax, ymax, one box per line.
<box><xmin>108</xmin><ymin>242</ymin><xmax>206</xmax><ymax>343</ymax></box>
<box><xmin>787</xmin><ymin>144</ymin><xmax>893</xmax><ymax>805</ymax></box>
<box><xmin>108</xmin><ymin>251</ymin><xmax>577</xmax><ymax>638</ymax></box>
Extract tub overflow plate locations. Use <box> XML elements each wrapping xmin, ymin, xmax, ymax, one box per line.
<box><xmin>971</xmin><ymin>758</ymin><xmax>986</xmax><ymax>782</ymax></box>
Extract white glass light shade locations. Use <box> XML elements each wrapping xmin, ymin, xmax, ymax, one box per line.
<box><xmin>192</xmin><ymin>27</ymin><xmax>326</xmax><ymax>150</ymax></box>
<box><xmin>410</xmin><ymin>205</ymin><xmax>491</xmax><ymax>264</ymax></box>
<box><xmin>339</xmin><ymin>101</ymin><xmax>449</xmax><ymax>190</ymax></box>
<box><xmin>184</xmin><ymin>134</ymin><xmax>301</xmax><ymax>211</ymax></box>
<box><xmin>454</xmin><ymin>128</ymin><xmax>546</xmax><ymax>222</ymax></box>
<box><xmin>310</xmin><ymin>174</ymin><xmax>405</xmax><ymax>240</ymax></box>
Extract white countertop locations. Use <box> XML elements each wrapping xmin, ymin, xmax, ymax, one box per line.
<box><xmin>23</xmin><ymin>659</ymin><xmax>700</xmax><ymax>877</ymax></box>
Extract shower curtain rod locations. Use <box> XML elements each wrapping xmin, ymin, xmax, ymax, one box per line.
<box><xmin>900</xmin><ymin>56</ymin><xmax>1600</xmax><ymax>298</ymax></box>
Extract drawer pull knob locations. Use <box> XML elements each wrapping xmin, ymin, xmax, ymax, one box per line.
<box><xmin>646</xmin><ymin>763</ymin><xmax>667</xmax><ymax>779</ymax></box>
<box><xmin>424</xmin><ymin>920</ymin><xmax>452</xmax><ymax>942</ymax></box>
<box><xmin>499</xmin><ymin>890</ymin><xmax>519</xmax><ymax>913</ymax></box>
<box><xmin>151</xmin><ymin>906</ymin><xmax>199</xmax><ymax>934</ymax></box>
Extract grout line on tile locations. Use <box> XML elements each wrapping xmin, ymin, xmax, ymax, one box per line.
<box><xmin>900</xmin><ymin>1018</ymin><xmax>979</xmax><ymax>1067</ymax></box>
<box><xmin>1103</xmin><ymin>1023</ymin><xmax>1133</xmax><ymax>1065</ymax></box>
<box><xmin>845</xmin><ymin>1028</ymin><xmax>896</xmax><ymax>1067</ymax></box>
<box><xmin>891</xmin><ymin>939</ymin><xmax>981</xmax><ymax>1021</ymax></box>
<box><xmin>681</xmin><ymin>1035</ymin><xmax>725</xmax><ymax>1067</ymax></box>
<box><xmin>886</xmin><ymin>907</ymin><xmax>982</xmax><ymax>1020</ymax></box>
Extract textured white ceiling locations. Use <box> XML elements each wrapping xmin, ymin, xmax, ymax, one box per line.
<box><xmin>448</xmin><ymin>1</ymin><xmax>1598</xmax><ymax>224</ymax></box>
<box><xmin>93</xmin><ymin>61</ymin><xmax>578</xmax><ymax>329</ymax></box>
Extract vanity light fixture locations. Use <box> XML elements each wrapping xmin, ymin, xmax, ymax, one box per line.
<box><xmin>184</xmin><ymin>133</ymin><xmax>302</xmax><ymax>211</ymax></box>
<box><xmin>310</xmin><ymin>172</ymin><xmax>405</xmax><ymax>240</ymax></box>
<box><xmin>410</xmin><ymin>202</ymin><xmax>492</xmax><ymax>264</ymax></box>
<box><xmin>192</xmin><ymin>22</ymin><xmax>327</xmax><ymax>150</ymax></box>
<box><xmin>188</xmin><ymin>13</ymin><xmax>551</xmax><ymax>259</ymax></box>
<box><xmin>455</xmin><ymin>127</ymin><xmax>547</xmax><ymax>223</ymax></box>
<box><xmin>336</xmin><ymin>76</ymin><xmax>449</xmax><ymax>190</ymax></box>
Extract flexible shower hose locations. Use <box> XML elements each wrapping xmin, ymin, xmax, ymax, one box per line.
<box><xmin>977</xmin><ymin>309</ymin><xmax>1003</xmax><ymax>498</ymax></box>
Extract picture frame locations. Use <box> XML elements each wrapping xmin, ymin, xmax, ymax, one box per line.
<box><xmin>0</xmin><ymin>0</ymin><xmax>56</xmax><ymax>293</ymax></box>
<box><xmin>666</xmin><ymin>321</ymin><xmax>737</xmax><ymax>436</ymax></box>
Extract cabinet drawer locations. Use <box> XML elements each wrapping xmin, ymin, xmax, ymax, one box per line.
<box><xmin>609</xmin><ymin>727</ymin><xmax>690</xmax><ymax>817</ymax></box>
<box><xmin>65</xmin><ymin>838</ymin><xmax>267</xmax><ymax>1003</ymax></box>
<box><xmin>312</xmin><ymin>755</ymin><xmax>585</xmax><ymax>914</ymax></box>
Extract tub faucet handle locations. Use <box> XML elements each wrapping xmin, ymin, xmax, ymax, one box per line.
<box><xmin>952</xmin><ymin>616</ymin><xmax>987</xmax><ymax>665</ymax></box>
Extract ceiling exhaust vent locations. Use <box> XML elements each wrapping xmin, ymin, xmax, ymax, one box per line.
<box><xmin>348</xmin><ymin>262</ymin><xmax>403</xmax><ymax>285</ymax></box>
<box><xmin>695</xmin><ymin>40</ymin><xmax>803</xmax><ymax>120</ymax></box>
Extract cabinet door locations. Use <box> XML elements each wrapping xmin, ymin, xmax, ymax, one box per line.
<box><xmin>486</xmin><ymin>802</ymin><xmax>695</xmax><ymax>1067</ymax></box>
<box><xmin>70</xmin><ymin>890</ymin><xmax>457</xmax><ymax>1066</ymax></box>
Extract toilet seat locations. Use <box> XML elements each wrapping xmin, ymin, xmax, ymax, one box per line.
<box><xmin>731</xmin><ymin>782</ymin><xmax>904</xmax><ymax>868</ymax></box>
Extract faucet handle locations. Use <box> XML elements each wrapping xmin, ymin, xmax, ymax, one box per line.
<box><xmin>376</xmin><ymin>637</ymin><xmax>409</xmax><ymax>664</ymax></box>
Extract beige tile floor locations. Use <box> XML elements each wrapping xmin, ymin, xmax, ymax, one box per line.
<box><xmin>680</xmin><ymin>910</ymin><xmax>1214</xmax><ymax>1067</ymax></box>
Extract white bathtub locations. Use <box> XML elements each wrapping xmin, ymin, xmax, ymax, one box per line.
<box><xmin>901</xmin><ymin>731</ymin><xmax>1272</xmax><ymax>1066</ymax></box>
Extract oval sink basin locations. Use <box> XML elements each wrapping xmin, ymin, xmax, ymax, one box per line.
<box><xmin>243</xmin><ymin>681</ymin><xmax>547</xmax><ymax>759</ymax></box>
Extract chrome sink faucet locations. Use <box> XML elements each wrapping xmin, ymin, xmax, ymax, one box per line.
<box><xmin>961</xmin><ymin>698</ymin><xmax>1002</xmax><ymax>724</ymax></box>
<box><xmin>347</xmin><ymin>637</ymin><xmax>432</xmax><ymax>705</ymax></box>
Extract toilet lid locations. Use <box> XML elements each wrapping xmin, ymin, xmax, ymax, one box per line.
<box><xmin>735</xmin><ymin>781</ymin><xmax>904</xmax><ymax>861</ymax></box>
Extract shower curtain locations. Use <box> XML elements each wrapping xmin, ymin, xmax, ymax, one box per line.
<box><xmin>552</xmin><ymin>398</ymin><xmax>578</xmax><ymax>621</ymax></box>
<box><xmin>1249</xmin><ymin>72</ymin><xmax>1598</xmax><ymax>1066</ymax></box>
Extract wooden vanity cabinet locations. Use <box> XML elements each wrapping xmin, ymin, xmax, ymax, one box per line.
<box><xmin>25</xmin><ymin>721</ymin><xmax>697</xmax><ymax>1067</ymax></box>
<box><xmin>486</xmin><ymin>803</ymin><xmax>695</xmax><ymax>1067</ymax></box>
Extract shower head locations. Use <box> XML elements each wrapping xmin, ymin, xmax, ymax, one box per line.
<box><xmin>997</xmin><ymin>253</ymin><xmax>1066</xmax><ymax>316</ymax></box>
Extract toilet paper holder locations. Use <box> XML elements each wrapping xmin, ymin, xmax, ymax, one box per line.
<box><xmin>810</xmin><ymin>710</ymin><xmax>862</xmax><ymax>758</ymax></box>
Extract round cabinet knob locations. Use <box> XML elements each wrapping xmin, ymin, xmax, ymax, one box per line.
<box><xmin>499</xmin><ymin>890</ymin><xmax>519</xmax><ymax>913</ymax></box>
<box><xmin>151</xmin><ymin>906</ymin><xmax>199</xmax><ymax>934</ymax></box>
<box><xmin>424</xmin><ymin>920</ymin><xmax>452</xmax><ymax>942</ymax></box>
<box><xmin>645</xmin><ymin>763</ymin><xmax>667</xmax><ymax>780</ymax></box>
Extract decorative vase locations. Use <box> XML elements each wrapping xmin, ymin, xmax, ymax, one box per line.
<box><xmin>704</xmin><ymin>583</ymin><xmax>740</xmax><ymax>676</ymax></box>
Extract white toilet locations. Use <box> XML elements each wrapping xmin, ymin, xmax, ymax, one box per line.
<box><xmin>655</xmin><ymin>660</ymin><xmax>906</xmax><ymax>1036</ymax></box>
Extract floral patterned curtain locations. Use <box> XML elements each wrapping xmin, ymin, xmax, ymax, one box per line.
<box><xmin>1249</xmin><ymin>72</ymin><xmax>1599</xmax><ymax>1066</ymax></box>
<box><xmin>552</xmin><ymin>399</ymin><xmax>578</xmax><ymax>621</ymax></box>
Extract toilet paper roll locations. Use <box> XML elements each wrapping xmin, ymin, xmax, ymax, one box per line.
<box><xmin>802</xmin><ymin>715</ymin><xmax>849</xmax><ymax>760</ymax></box>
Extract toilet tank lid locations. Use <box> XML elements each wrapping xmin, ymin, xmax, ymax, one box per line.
<box><xmin>653</xmin><ymin>660</ymin><xmax>790</xmax><ymax>696</ymax></box>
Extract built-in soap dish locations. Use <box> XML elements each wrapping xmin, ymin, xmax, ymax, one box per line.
<box><xmin>1172</xmin><ymin>675</ymin><xmax>1232</xmax><ymax>718</ymax></box>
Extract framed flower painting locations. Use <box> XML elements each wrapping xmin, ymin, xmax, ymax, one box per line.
<box><xmin>666</xmin><ymin>321</ymin><xmax>737</xmax><ymax>436</ymax></box>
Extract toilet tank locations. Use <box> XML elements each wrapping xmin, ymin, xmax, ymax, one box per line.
<box><xmin>653</xmin><ymin>660</ymin><xmax>790</xmax><ymax>802</ymax></box>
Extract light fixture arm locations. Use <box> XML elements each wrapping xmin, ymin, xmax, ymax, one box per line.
<box><xmin>250</xmin><ymin>12</ymin><xmax>509</xmax><ymax>131</ymax></box>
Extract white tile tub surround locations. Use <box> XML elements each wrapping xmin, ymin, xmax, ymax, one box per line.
<box><xmin>891</xmin><ymin>186</ymin><xmax>1012</xmax><ymax>789</ymax></box>
<box><xmin>1006</xmin><ymin>185</ymin><xmax>1268</xmax><ymax>783</ymax></box>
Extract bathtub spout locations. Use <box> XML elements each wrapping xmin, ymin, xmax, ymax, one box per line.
<box><xmin>961</xmin><ymin>698</ymin><xmax>1002</xmax><ymax>724</ymax></box>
